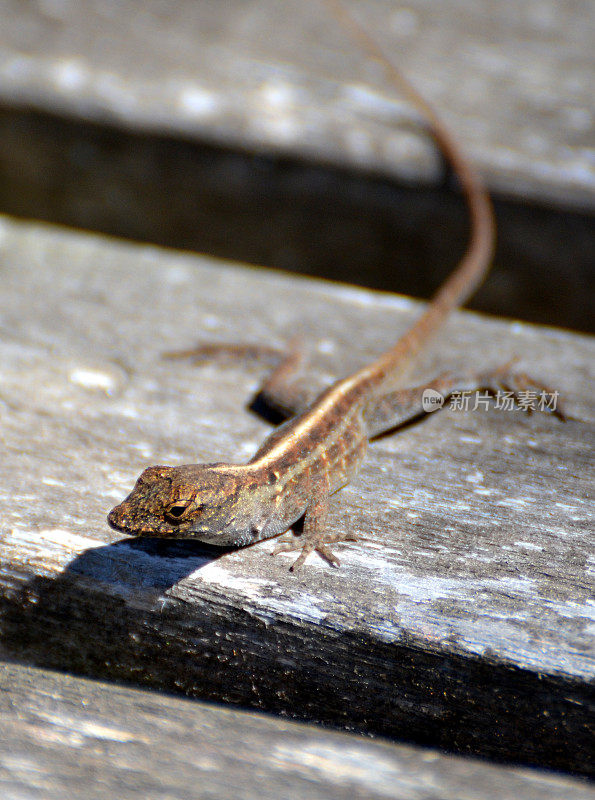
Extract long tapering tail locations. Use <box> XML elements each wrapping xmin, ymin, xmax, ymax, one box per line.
<box><xmin>323</xmin><ymin>0</ymin><xmax>496</xmax><ymax>390</ymax></box>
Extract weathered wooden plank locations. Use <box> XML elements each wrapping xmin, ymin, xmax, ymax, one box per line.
<box><xmin>0</xmin><ymin>217</ymin><xmax>593</xmax><ymax>776</ymax></box>
<box><xmin>3</xmin><ymin>662</ymin><xmax>594</xmax><ymax>800</ymax></box>
<box><xmin>0</xmin><ymin>0</ymin><xmax>591</xmax><ymax>208</ymax></box>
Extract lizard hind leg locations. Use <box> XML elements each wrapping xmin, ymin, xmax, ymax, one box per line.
<box><xmin>365</xmin><ymin>363</ymin><xmax>566</xmax><ymax>438</ymax></box>
<box><xmin>256</xmin><ymin>335</ymin><xmax>316</xmax><ymax>419</ymax></box>
<box><xmin>164</xmin><ymin>335</ymin><xmax>317</xmax><ymax>420</ymax></box>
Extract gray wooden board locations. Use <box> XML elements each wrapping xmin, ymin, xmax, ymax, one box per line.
<box><xmin>0</xmin><ymin>0</ymin><xmax>592</xmax><ymax>210</ymax></box>
<box><xmin>0</xmin><ymin>216</ymin><xmax>593</xmax><ymax>775</ymax></box>
<box><xmin>2</xmin><ymin>662</ymin><xmax>594</xmax><ymax>800</ymax></box>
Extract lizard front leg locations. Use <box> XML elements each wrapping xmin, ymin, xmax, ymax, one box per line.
<box><xmin>272</xmin><ymin>496</ymin><xmax>357</xmax><ymax>571</ymax></box>
<box><xmin>269</xmin><ymin>460</ymin><xmax>360</xmax><ymax>571</ymax></box>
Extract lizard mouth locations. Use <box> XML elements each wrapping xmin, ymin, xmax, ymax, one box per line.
<box><xmin>107</xmin><ymin>504</ymin><xmax>152</xmax><ymax>534</ymax></box>
<box><xmin>107</xmin><ymin>506</ymin><xmax>131</xmax><ymax>533</ymax></box>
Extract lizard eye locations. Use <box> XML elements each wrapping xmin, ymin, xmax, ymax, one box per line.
<box><xmin>164</xmin><ymin>500</ymin><xmax>193</xmax><ymax>524</ymax></box>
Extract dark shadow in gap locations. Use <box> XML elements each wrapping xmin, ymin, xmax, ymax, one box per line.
<box><xmin>0</xmin><ymin>104</ymin><xmax>592</xmax><ymax>332</ymax></box>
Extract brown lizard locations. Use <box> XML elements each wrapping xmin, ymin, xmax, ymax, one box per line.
<box><xmin>108</xmin><ymin>0</ymin><xmax>562</xmax><ymax>569</ymax></box>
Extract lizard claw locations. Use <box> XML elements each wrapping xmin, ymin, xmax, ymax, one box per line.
<box><xmin>481</xmin><ymin>365</ymin><xmax>567</xmax><ymax>420</ymax></box>
<box><xmin>270</xmin><ymin>529</ymin><xmax>299</xmax><ymax>556</ymax></box>
<box><xmin>270</xmin><ymin>531</ymin><xmax>347</xmax><ymax>571</ymax></box>
<box><xmin>290</xmin><ymin>542</ymin><xmax>341</xmax><ymax>572</ymax></box>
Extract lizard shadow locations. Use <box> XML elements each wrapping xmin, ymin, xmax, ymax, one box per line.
<box><xmin>1</xmin><ymin>534</ymin><xmax>242</xmax><ymax>674</ymax></box>
<box><xmin>63</xmin><ymin>536</ymin><xmax>238</xmax><ymax>593</ymax></box>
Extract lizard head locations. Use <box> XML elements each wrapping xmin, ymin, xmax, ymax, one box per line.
<box><xmin>107</xmin><ymin>463</ymin><xmax>262</xmax><ymax>546</ymax></box>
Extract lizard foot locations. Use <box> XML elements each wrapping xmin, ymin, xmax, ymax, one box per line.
<box><xmin>291</xmin><ymin>541</ymin><xmax>340</xmax><ymax>572</ymax></box>
<box><xmin>483</xmin><ymin>364</ymin><xmax>567</xmax><ymax>420</ymax></box>
<box><xmin>271</xmin><ymin>531</ymin><xmax>357</xmax><ymax>571</ymax></box>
